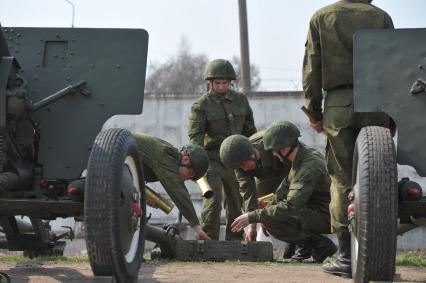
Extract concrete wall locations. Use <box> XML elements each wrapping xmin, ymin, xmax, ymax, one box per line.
<box><xmin>57</xmin><ymin>91</ymin><xmax>426</xmax><ymax>250</ymax></box>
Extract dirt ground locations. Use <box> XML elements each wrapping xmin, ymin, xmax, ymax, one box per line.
<box><xmin>0</xmin><ymin>261</ymin><xmax>425</xmax><ymax>283</ymax></box>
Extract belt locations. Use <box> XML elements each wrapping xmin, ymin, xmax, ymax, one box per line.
<box><xmin>326</xmin><ymin>84</ymin><xmax>353</xmax><ymax>91</ymax></box>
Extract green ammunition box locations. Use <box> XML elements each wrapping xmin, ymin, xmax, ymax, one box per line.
<box><xmin>176</xmin><ymin>240</ymin><xmax>273</xmax><ymax>262</ymax></box>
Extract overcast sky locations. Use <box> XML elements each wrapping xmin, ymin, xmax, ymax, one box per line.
<box><xmin>1</xmin><ymin>0</ymin><xmax>425</xmax><ymax>90</ymax></box>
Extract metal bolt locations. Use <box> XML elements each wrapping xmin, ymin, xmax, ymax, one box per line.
<box><xmin>48</xmin><ymin>145</ymin><xmax>53</xmax><ymax>149</ymax></box>
<box><xmin>70</xmin><ymin>51</ymin><xmax>74</xmax><ymax>55</ymax></box>
<box><xmin>39</xmin><ymin>38</ymin><xmax>43</xmax><ymax>42</ymax></box>
<box><xmin>36</xmin><ymin>64</ymin><xmax>40</xmax><ymax>68</ymax></box>
<box><xmin>71</xmin><ymin>38</ymin><xmax>75</xmax><ymax>42</ymax></box>
<box><xmin>15</xmin><ymin>49</ymin><xmax>19</xmax><ymax>53</ymax></box>
<box><xmin>99</xmin><ymin>103</ymin><xmax>105</xmax><ymax>107</ymax></box>
<box><xmin>37</xmin><ymin>50</ymin><xmax>41</xmax><ymax>54</ymax></box>
<box><xmin>55</xmin><ymin>33</ymin><xmax>60</xmax><ymax>38</ymax></box>
<box><xmin>90</xmin><ymin>64</ymin><xmax>95</xmax><ymax>68</ymax></box>
<box><xmin>34</xmin><ymin>76</ymin><xmax>38</xmax><ymax>80</ymax></box>
<box><xmin>88</xmin><ymin>146</ymin><xmax>92</xmax><ymax>150</ymax></box>
<box><xmin>66</xmin><ymin>77</ymin><xmax>71</xmax><ymax>81</ymax></box>
<box><xmin>66</xmin><ymin>166</ymin><xmax>71</xmax><ymax>169</ymax></box>
<box><xmin>419</xmin><ymin>65</ymin><xmax>424</xmax><ymax>70</ymax></box>
<box><xmin>17</xmin><ymin>33</ymin><xmax>21</xmax><ymax>37</ymax></box>
<box><xmin>116</xmin><ymin>64</ymin><xmax>121</xmax><ymax>69</ymax></box>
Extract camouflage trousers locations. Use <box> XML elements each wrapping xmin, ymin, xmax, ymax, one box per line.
<box><xmin>262</xmin><ymin>207</ymin><xmax>331</xmax><ymax>244</ymax></box>
<box><xmin>201</xmin><ymin>158</ymin><xmax>243</xmax><ymax>240</ymax></box>
<box><xmin>323</xmin><ymin>88</ymin><xmax>390</xmax><ymax>233</ymax></box>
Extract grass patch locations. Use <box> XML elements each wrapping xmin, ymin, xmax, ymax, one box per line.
<box><xmin>0</xmin><ymin>255</ymin><xmax>89</xmax><ymax>264</ymax></box>
<box><xmin>396</xmin><ymin>250</ymin><xmax>426</xmax><ymax>267</ymax></box>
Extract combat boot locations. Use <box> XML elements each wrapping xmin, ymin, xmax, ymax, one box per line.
<box><xmin>283</xmin><ymin>243</ymin><xmax>296</xmax><ymax>259</ymax></box>
<box><xmin>307</xmin><ymin>234</ymin><xmax>337</xmax><ymax>263</ymax></box>
<box><xmin>322</xmin><ymin>232</ymin><xmax>351</xmax><ymax>278</ymax></box>
<box><xmin>290</xmin><ymin>244</ymin><xmax>312</xmax><ymax>261</ymax></box>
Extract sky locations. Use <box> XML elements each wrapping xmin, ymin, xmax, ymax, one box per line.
<box><xmin>1</xmin><ymin>0</ymin><xmax>425</xmax><ymax>90</ymax></box>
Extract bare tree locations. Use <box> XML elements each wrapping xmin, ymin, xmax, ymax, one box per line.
<box><xmin>231</xmin><ymin>56</ymin><xmax>261</xmax><ymax>92</ymax></box>
<box><xmin>145</xmin><ymin>37</ymin><xmax>262</xmax><ymax>94</ymax></box>
<box><xmin>145</xmin><ymin>37</ymin><xmax>208</xmax><ymax>94</ymax></box>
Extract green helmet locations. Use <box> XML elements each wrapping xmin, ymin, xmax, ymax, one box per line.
<box><xmin>263</xmin><ymin>121</ymin><xmax>301</xmax><ymax>150</ymax></box>
<box><xmin>220</xmin><ymin>135</ymin><xmax>253</xmax><ymax>169</ymax></box>
<box><xmin>180</xmin><ymin>144</ymin><xmax>209</xmax><ymax>181</ymax></box>
<box><xmin>204</xmin><ymin>59</ymin><xmax>236</xmax><ymax>80</ymax></box>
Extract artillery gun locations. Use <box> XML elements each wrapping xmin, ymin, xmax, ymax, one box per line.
<box><xmin>350</xmin><ymin>28</ymin><xmax>426</xmax><ymax>283</ymax></box>
<box><xmin>0</xmin><ymin>24</ymin><xmax>149</xmax><ymax>282</ymax></box>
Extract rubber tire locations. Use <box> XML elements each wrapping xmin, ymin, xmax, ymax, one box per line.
<box><xmin>84</xmin><ymin>128</ymin><xmax>146</xmax><ymax>283</ymax></box>
<box><xmin>351</xmin><ymin>126</ymin><xmax>398</xmax><ymax>283</ymax></box>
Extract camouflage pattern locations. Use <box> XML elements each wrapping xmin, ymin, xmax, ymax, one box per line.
<box><xmin>220</xmin><ymin>135</ymin><xmax>254</xmax><ymax>169</ymax></box>
<box><xmin>234</xmin><ymin>131</ymin><xmax>291</xmax><ymax>212</ymax></box>
<box><xmin>188</xmin><ymin>88</ymin><xmax>256</xmax><ymax>239</ymax></box>
<box><xmin>132</xmin><ymin>132</ymin><xmax>200</xmax><ymax>226</ymax></box>
<box><xmin>248</xmin><ymin>145</ymin><xmax>331</xmax><ymax>243</ymax></box>
<box><xmin>263</xmin><ymin>121</ymin><xmax>301</xmax><ymax>150</ymax></box>
<box><xmin>302</xmin><ymin>0</ymin><xmax>393</xmax><ymax>233</ymax></box>
<box><xmin>180</xmin><ymin>144</ymin><xmax>209</xmax><ymax>181</ymax></box>
<box><xmin>204</xmin><ymin>59</ymin><xmax>236</xmax><ymax>81</ymax></box>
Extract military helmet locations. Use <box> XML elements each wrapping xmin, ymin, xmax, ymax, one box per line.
<box><xmin>180</xmin><ymin>144</ymin><xmax>209</xmax><ymax>181</ymax></box>
<box><xmin>220</xmin><ymin>135</ymin><xmax>254</xmax><ymax>169</ymax></box>
<box><xmin>204</xmin><ymin>59</ymin><xmax>236</xmax><ymax>80</ymax></box>
<box><xmin>263</xmin><ymin>121</ymin><xmax>301</xmax><ymax>150</ymax></box>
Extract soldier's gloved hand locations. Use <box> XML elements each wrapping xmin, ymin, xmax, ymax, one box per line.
<box><xmin>311</xmin><ymin>120</ymin><xmax>324</xmax><ymax>134</ymax></box>
<box><xmin>231</xmin><ymin>213</ymin><xmax>250</xmax><ymax>233</ymax></box>
<box><xmin>193</xmin><ymin>225</ymin><xmax>211</xmax><ymax>240</ymax></box>
<box><xmin>245</xmin><ymin>223</ymin><xmax>257</xmax><ymax>241</ymax></box>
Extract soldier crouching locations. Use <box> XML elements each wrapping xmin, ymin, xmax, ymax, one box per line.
<box><xmin>231</xmin><ymin>121</ymin><xmax>336</xmax><ymax>263</ymax></box>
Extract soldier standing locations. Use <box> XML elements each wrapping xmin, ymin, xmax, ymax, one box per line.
<box><xmin>188</xmin><ymin>59</ymin><xmax>257</xmax><ymax>240</ymax></box>
<box><xmin>302</xmin><ymin>0</ymin><xmax>393</xmax><ymax>277</ymax></box>
<box><xmin>132</xmin><ymin>132</ymin><xmax>211</xmax><ymax>240</ymax></box>
<box><xmin>231</xmin><ymin>121</ymin><xmax>336</xmax><ymax>263</ymax></box>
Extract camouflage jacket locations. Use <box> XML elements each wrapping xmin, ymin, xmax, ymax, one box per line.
<box><xmin>236</xmin><ymin>131</ymin><xmax>291</xmax><ymax>212</ymax></box>
<box><xmin>248</xmin><ymin>145</ymin><xmax>331</xmax><ymax>224</ymax></box>
<box><xmin>188</xmin><ymin>89</ymin><xmax>256</xmax><ymax>160</ymax></box>
<box><xmin>132</xmin><ymin>132</ymin><xmax>200</xmax><ymax>226</ymax></box>
<box><xmin>303</xmin><ymin>0</ymin><xmax>394</xmax><ymax>120</ymax></box>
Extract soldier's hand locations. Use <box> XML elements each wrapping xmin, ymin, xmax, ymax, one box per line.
<box><xmin>258</xmin><ymin>200</ymin><xmax>268</xmax><ymax>209</ymax></box>
<box><xmin>193</xmin><ymin>225</ymin><xmax>211</xmax><ymax>240</ymax></box>
<box><xmin>245</xmin><ymin>223</ymin><xmax>257</xmax><ymax>241</ymax></box>
<box><xmin>311</xmin><ymin>120</ymin><xmax>324</xmax><ymax>134</ymax></box>
<box><xmin>231</xmin><ymin>213</ymin><xmax>250</xmax><ymax>233</ymax></box>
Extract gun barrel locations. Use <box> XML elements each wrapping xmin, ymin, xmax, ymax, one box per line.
<box><xmin>145</xmin><ymin>185</ymin><xmax>174</xmax><ymax>214</ymax></box>
<box><xmin>195</xmin><ymin>177</ymin><xmax>214</xmax><ymax>198</ymax></box>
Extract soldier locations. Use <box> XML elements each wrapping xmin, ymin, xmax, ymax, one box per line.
<box><xmin>132</xmin><ymin>132</ymin><xmax>211</xmax><ymax>240</ymax></box>
<box><xmin>302</xmin><ymin>0</ymin><xmax>393</xmax><ymax>276</ymax></box>
<box><xmin>231</xmin><ymin>121</ymin><xmax>336</xmax><ymax>263</ymax></box>
<box><xmin>188</xmin><ymin>59</ymin><xmax>257</xmax><ymax>240</ymax></box>
<box><xmin>220</xmin><ymin>132</ymin><xmax>312</xmax><ymax>261</ymax></box>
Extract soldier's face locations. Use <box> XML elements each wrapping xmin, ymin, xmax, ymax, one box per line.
<box><xmin>239</xmin><ymin>159</ymin><xmax>256</xmax><ymax>171</ymax></box>
<box><xmin>272</xmin><ymin>148</ymin><xmax>290</xmax><ymax>162</ymax></box>
<box><xmin>211</xmin><ymin>79</ymin><xmax>230</xmax><ymax>94</ymax></box>
<box><xmin>179</xmin><ymin>155</ymin><xmax>196</xmax><ymax>181</ymax></box>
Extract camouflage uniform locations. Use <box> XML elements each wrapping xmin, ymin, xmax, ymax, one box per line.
<box><xmin>248</xmin><ymin>145</ymin><xmax>331</xmax><ymax>243</ymax></box>
<box><xmin>132</xmin><ymin>132</ymin><xmax>200</xmax><ymax>226</ymax></box>
<box><xmin>303</xmin><ymin>0</ymin><xmax>393</xmax><ymax>234</ymax></box>
<box><xmin>189</xmin><ymin>89</ymin><xmax>256</xmax><ymax>240</ymax></box>
<box><xmin>303</xmin><ymin>0</ymin><xmax>393</xmax><ymax>275</ymax></box>
<box><xmin>236</xmin><ymin>131</ymin><xmax>291</xmax><ymax>213</ymax></box>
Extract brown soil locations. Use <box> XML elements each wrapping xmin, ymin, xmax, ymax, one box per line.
<box><xmin>0</xmin><ymin>262</ymin><xmax>425</xmax><ymax>283</ymax></box>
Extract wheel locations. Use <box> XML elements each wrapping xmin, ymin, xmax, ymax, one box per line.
<box><xmin>84</xmin><ymin>128</ymin><xmax>146</xmax><ymax>282</ymax></box>
<box><xmin>350</xmin><ymin>126</ymin><xmax>398</xmax><ymax>283</ymax></box>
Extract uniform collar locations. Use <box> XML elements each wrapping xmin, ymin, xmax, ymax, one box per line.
<box><xmin>208</xmin><ymin>89</ymin><xmax>235</xmax><ymax>101</ymax></box>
